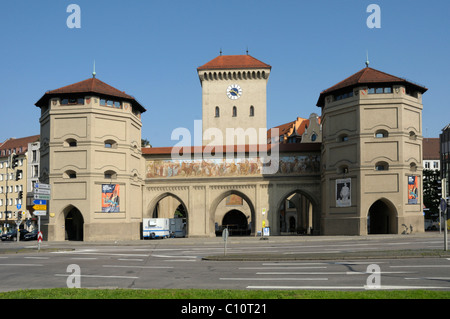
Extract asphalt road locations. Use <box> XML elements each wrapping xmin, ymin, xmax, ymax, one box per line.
<box><xmin>0</xmin><ymin>232</ymin><xmax>449</xmax><ymax>292</ymax></box>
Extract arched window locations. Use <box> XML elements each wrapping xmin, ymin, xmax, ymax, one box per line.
<box><xmin>63</xmin><ymin>170</ymin><xmax>77</xmax><ymax>179</ymax></box>
<box><xmin>338</xmin><ymin>134</ymin><xmax>349</xmax><ymax>142</ymax></box>
<box><xmin>232</xmin><ymin>106</ymin><xmax>237</xmax><ymax>117</ymax></box>
<box><xmin>104</xmin><ymin>139</ymin><xmax>117</xmax><ymax>149</ymax></box>
<box><xmin>375</xmin><ymin>161</ymin><xmax>389</xmax><ymax>171</ymax></box>
<box><xmin>64</xmin><ymin>138</ymin><xmax>77</xmax><ymax>147</ymax></box>
<box><xmin>215</xmin><ymin>106</ymin><xmax>220</xmax><ymax>118</ymax></box>
<box><xmin>375</xmin><ymin>130</ymin><xmax>388</xmax><ymax>138</ymax></box>
<box><xmin>104</xmin><ymin>170</ymin><xmax>117</xmax><ymax>179</ymax></box>
<box><xmin>249</xmin><ymin>106</ymin><xmax>254</xmax><ymax>117</ymax></box>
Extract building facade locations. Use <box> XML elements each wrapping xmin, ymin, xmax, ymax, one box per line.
<box><xmin>0</xmin><ymin>135</ymin><xmax>40</xmax><ymax>233</ymax></box>
<box><xmin>34</xmin><ymin>55</ymin><xmax>428</xmax><ymax>240</ymax></box>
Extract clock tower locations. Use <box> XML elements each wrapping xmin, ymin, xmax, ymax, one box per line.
<box><xmin>197</xmin><ymin>54</ymin><xmax>271</xmax><ymax>146</ymax></box>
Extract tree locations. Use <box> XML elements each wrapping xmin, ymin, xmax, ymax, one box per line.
<box><xmin>423</xmin><ymin>169</ymin><xmax>441</xmax><ymax>220</ymax></box>
<box><xmin>141</xmin><ymin>138</ymin><xmax>152</xmax><ymax>148</ymax></box>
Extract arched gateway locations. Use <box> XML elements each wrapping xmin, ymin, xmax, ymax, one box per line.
<box><xmin>34</xmin><ymin>53</ymin><xmax>426</xmax><ymax>241</ymax></box>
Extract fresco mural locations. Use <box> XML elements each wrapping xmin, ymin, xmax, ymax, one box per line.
<box><xmin>146</xmin><ymin>155</ymin><xmax>320</xmax><ymax>178</ymax></box>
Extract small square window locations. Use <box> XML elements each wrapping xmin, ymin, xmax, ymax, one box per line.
<box><xmin>368</xmin><ymin>88</ymin><xmax>375</xmax><ymax>94</ymax></box>
<box><xmin>376</xmin><ymin>88</ymin><xmax>383</xmax><ymax>94</ymax></box>
<box><xmin>100</xmin><ymin>99</ymin><xmax>106</xmax><ymax>106</ymax></box>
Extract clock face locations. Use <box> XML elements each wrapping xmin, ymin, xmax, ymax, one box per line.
<box><xmin>227</xmin><ymin>84</ymin><xmax>242</xmax><ymax>100</ymax></box>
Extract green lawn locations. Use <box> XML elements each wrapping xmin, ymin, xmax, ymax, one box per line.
<box><xmin>0</xmin><ymin>288</ymin><xmax>448</xmax><ymax>299</ymax></box>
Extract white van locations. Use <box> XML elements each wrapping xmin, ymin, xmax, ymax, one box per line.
<box><xmin>143</xmin><ymin>218</ymin><xmax>170</xmax><ymax>239</ymax></box>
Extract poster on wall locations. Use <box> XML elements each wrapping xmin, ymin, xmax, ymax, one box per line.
<box><xmin>408</xmin><ymin>176</ymin><xmax>418</xmax><ymax>204</ymax></box>
<box><xmin>336</xmin><ymin>178</ymin><xmax>351</xmax><ymax>207</ymax></box>
<box><xmin>102</xmin><ymin>184</ymin><xmax>120</xmax><ymax>212</ymax></box>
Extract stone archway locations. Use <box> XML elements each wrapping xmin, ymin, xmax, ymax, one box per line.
<box><xmin>275</xmin><ymin>189</ymin><xmax>320</xmax><ymax>235</ymax></box>
<box><xmin>210</xmin><ymin>190</ymin><xmax>256</xmax><ymax>236</ymax></box>
<box><xmin>222</xmin><ymin>209</ymin><xmax>250</xmax><ymax>236</ymax></box>
<box><xmin>64</xmin><ymin>206</ymin><xmax>84</xmax><ymax>241</ymax></box>
<box><xmin>367</xmin><ymin>199</ymin><xmax>397</xmax><ymax>234</ymax></box>
<box><xmin>147</xmin><ymin>192</ymin><xmax>189</xmax><ymax>236</ymax></box>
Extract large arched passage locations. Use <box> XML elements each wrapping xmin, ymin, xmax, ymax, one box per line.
<box><xmin>147</xmin><ymin>193</ymin><xmax>189</xmax><ymax>237</ymax></box>
<box><xmin>276</xmin><ymin>189</ymin><xmax>319</xmax><ymax>235</ymax></box>
<box><xmin>367</xmin><ymin>199</ymin><xmax>397</xmax><ymax>234</ymax></box>
<box><xmin>210</xmin><ymin>190</ymin><xmax>255</xmax><ymax>237</ymax></box>
<box><xmin>222</xmin><ymin>209</ymin><xmax>250</xmax><ymax>236</ymax></box>
<box><xmin>64</xmin><ymin>206</ymin><xmax>84</xmax><ymax>241</ymax></box>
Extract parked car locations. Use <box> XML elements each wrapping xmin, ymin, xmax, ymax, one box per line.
<box><xmin>23</xmin><ymin>229</ymin><xmax>38</xmax><ymax>241</ymax></box>
<box><xmin>1</xmin><ymin>230</ymin><xmax>29</xmax><ymax>241</ymax></box>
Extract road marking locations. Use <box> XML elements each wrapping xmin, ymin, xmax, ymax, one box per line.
<box><xmin>0</xmin><ymin>264</ymin><xmax>43</xmax><ymax>267</ymax></box>
<box><xmin>256</xmin><ymin>271</ymin><xmax>414</xmax><ymax>275</ymax></box>
<box><xmin>117</xmin><ymin>258</ymin><xmax>144</xmax><ymax>262</ymax></box>
<box><xmin>239</xmin><ymin>266</ymin><xmax>327</xmax><ymax>270</ymax></box>
<box><xmin>221</xmin><ymin>277</ymin><xmax>329</xmax><ymax>281</ymax></box>
<box><xmin>246</xmin><ymin>285</ymin><xmax>450</xmax><ymax>290</ymax></box>
<box><xmin>70</xmin><ymin>257</ymin><xmax>98</xmax><ymax>260</ymax></box>
<box><xmin>405</xmin><ymin>277</ymin><xmax>450</xmax><ymax>280</ymax></box>
<box><xmin>102</xmin><ymin>265</ymin><xmax>173</xmax><ymax>269</ymax></box>
<box><xmin>53</xmin><ymin>251</ymin><xmax>149</xmax><ymax>257</ymax></box>
<box><xmin>24</xmin><ymin>257</ymin><xmax>49</xmax><ymax>260</ymax></box>
<box><xmin>151</xmin><ymin>254</ymin><xmax>197</xmax><ymax>258</ymax></box>
<box><xmin>55</xmin><ymin>274</ymin><xmax>138</xmax><ymax>279</ymax></box>
<box><xmin>390</xmin><ymin>265</ymin><xmax>450</xmax><ymax>268</ymax></box>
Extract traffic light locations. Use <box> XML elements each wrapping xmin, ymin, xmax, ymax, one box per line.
<box><xmin>11</xmin><ymin>154</ymin><xmax>19</xmax><ymax>169</ymax></box>
<box><xmin>15</xmin><ymin>169</ymin><xmax>22</xmax><ymax>181</ymax></box>
<box><xmin>18</xmin><ymin>191</ymin><xmax>23</xmax><ymax>200</ymax></box>
<box><xmin>17</xmin><ymin>211</ymin><xmax>22</xmax><ymax>220</ymax></box>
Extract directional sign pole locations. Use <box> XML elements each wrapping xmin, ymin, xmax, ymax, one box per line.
<box><xmin>222</xmin><ymin>228</ymin><xmax>229</xmax><ymax>256</ymax></box>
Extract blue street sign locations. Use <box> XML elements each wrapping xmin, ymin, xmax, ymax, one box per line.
<box><xmin>16</xmin><ymin>204</ymin><xmax>21</xmax><ymax>210</ymax></box>
<box><xmin>33</xmin><ymin>200</ymin><xmax>47</xmax><ymax>205</ymax></box>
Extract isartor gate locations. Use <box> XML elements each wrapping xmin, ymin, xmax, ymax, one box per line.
<box><xmin>142</xmin><ymin>143</ymin><xmax>322</xmax><ymax>237</ymax></box>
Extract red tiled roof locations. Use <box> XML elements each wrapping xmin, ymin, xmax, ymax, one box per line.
<box><xmin>0</xmin><ymin>135</ymin><xmax>40</xmax><ymax>157</ymax></box>
<box><xmin>198</xmin><ymin>55</ymin><xmax>271</xmax><ymax>70</ymax></box>
<box><xmin>35</xmin><ymin>77</ymin><xmax>146</xmax><ymax>112</ymax></box>
<box><xmin>317</xmin><ymin>67</ymin><xmax>427</xmax><ymax>107</ymax></box>
<box><xmin>423</xmin><ymin>138</ymin><xmax>440</xmax><ymax>160</ymax></box>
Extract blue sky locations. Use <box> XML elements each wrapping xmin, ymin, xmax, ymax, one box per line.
<box><xmin>1</xmin><ymin>0</ymin><xmax>449</xmax><ymax>146</ymax></box>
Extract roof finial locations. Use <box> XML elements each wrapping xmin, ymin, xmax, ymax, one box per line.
<box><xmin>246</xmin><ymin>46</ymin><xmax>249</xmax><ymax>55</ymax></box>
<box><xmin>220</xmin><ymin>48</ymin><xmax>222</xmax><ymax>56</ymax></box>
<box><xmin>92</xmin><ymin>60</ymin><xmax>96</xmax><ymax>78</ymax></box>
<box><xmin>365</xmin><ymin>51</ymin><xmax>370</xmax><ymax>68</ymax></box>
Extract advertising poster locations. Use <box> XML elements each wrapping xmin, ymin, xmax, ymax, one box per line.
<box><xmin>336</xmin><ymin>178</ymin><xmax>351</xmax><ymax>207</ymax></box>
<box><xmin>408</xmin><ymin>176</ymin><xmax>418</xmax><ymax>204</ymax></box>
<box><xmin>102</xmin><ymin>184</ymin><xmax>120</xmax><ymax>212</ymax></box>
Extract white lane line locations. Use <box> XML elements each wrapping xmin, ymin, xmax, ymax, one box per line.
<box><xmin>53</xmin><ymin>251</ymin><xmax>149</xmax><ymax>257</ymax></box>
<box><xmin>151</xmin><ymin>254</ymin><xmax>197</xmax><ymax>258</ymax></box>
<box><xmin>0</xmin><ymin>264</ymin><xmax>43</xmax><ymax>267</ymax></box>
<box><xmin>405</xmin><ymin>277</ymin><xmax>450</xmax><ymax>280</ymax></box>
<box><xmin>390</xmin><ymin>265</ymin><xmax>450</xmax><ymax>268</ymax></box>
<box><xmin>24</xmin><ymin>257</ymin><xmax>49</xmax><ymax>260</ymax></box>
<box><xmin>102</xmin><ymin>265</ymin><xmax>173</xmax><ymax>269</ymax></box>
<box><xmin>70</xmin><ymin>257</ymin><xmax>98</xmax><ymax>260</ymax></box>
<box><xmin>256</xmin><ymin>271</ymin><xmax>415</xmax><ymax>275</ymax></box>
<box><xmin>246</xmin><ymin>285</ymin><xmax>450</xmax><ymax>290</ymax></box>
<box><xmin>221</xmin><ymin>277</ymin><xmax>328</xmax><ymax>281</ymax></box>
<box><xmin>239</xmin><ymin>267</ymin><xmax>327</xmax><ymax>270</ymax></box>
<box><xmin>117</xmin><ymin>259</ymin><xmax>144</xmax><ymax>262</ymax></box>
<box><xmin>262</xmin><ymin>262</ymin><xmax>327</xmax><ymax>266</ymax></box>
<box><xmin>55</xmin><ymin>274</ymin><xmax>138</xmax><ymax>279</ymax></box>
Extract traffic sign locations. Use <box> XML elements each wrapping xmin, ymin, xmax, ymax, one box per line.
<box><xmin>34</xmin><ymin>188</ymin><xmax>51</xmax><ymax>195</ymax></box>
<box><xmin>33</xmin><ymin>210</ymin><xmax>47</xmax><ymax>216</ymax></box>
<box><xmin>37</xmin><ymin>231</ymin><xmax>43</xmax><ymax>243</ymax></box>
<box><xmin>16</xmin><ymin>204</ymin><xmax>21</xmax><ymax>210</ymax></box>
<box><xmin>35</xmin><ymin>183</ymin><xmax>50</xmax><ymax>189</ymax></box>
<box><xmin>34</xmin><ymin>194</ymin><xmax>50</xmax><ymax>200</ymax></box>
<box><xmin>33</xmin><ymin>205</ymin><xmax>47</xmax><ymax>211</ymax></box>
<box><xmin>33</xmin><ymin>200</ymin><xmax>47</xmax><ymax>205</ymax></box>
